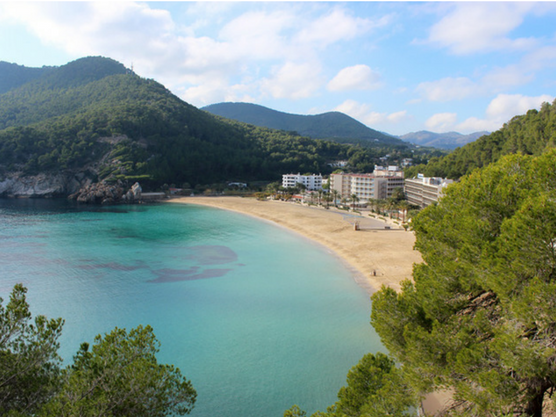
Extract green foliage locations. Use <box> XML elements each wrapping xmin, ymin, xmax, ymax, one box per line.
<box><xmin>371</xmin><ymin>150</ymin><xmax>556</xmax><ymax>416</ymax></box>
<box><xmin>284</xmin><ymin>405</ymin><xmax>307</xmax><ymax>417</ymax></box>
<box><xmin>0</xmin><ymin>285</ymin><xmax>196</xmax><ymax>416</ymax></box>
<box><xmin>0</xmin><ymin>284</ymin><xmax>64</xmax><ymax>416</ymax></box>
<box><xmin>405</xmin><ymin>100</ymin><xmax>556</xmax><ymax>180</ymax></box>
<box><xmin>42</xmin><ymin>326</ymin><xmax>196</xmax><ymax>417</ymax></box>
<box><xmin>299</xmin><ymin>352</ymin><xmax>418</xmax><ymax>417</ymax></box>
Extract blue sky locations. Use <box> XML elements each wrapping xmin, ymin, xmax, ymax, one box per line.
<box><xmin>1</xmin><ymin>1</ymin><xmax>555</xmax><ymax>136</ymax></box>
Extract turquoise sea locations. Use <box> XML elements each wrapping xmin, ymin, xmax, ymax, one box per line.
<box><xmin>0</xmin><ymin>198</ymin><xmax>382</xmax><ymax>417</ymax></box>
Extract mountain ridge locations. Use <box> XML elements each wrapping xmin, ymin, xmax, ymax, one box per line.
<box><xmin>1</xmin><ymin>56</ymin><xmax>418</xmax><ymax>198</ymax></box>
<box><xmin>399</xmin><ymin>130</ymin><xmax>490</xmax><ymax>150</ymax></box>
<box><xmin>405</xmin><ymin>100</ymin><xmax>556</xmax><ymax>180</ymax></box>
<box><xmin>202</xmin><ymin>102</ymin><xmax>407</xmax><ymax>147</ymax></box>
<box><xmin>0</xmin><ymin>61</ymin><xmax>55</xmax><ymax>94</ymax></box>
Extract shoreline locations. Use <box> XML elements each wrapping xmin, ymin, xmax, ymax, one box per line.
<box><xmin>168</xmin><ymin>196</ymin><xmax>447</xmax><ymax>414</ymax></box>
<box><xmin>168</xmin><ymin>196</ymin><xmax>422</xmax><ymax>294</ymax></box>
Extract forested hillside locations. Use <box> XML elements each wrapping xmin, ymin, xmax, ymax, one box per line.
<box><xmin>372</xmin><ymin>150</ymin><xmax>556</xmax><ymax>416</ymax></box>
<box><xmin>0</xmin><ymin>57</ymin><xmax>414</xmax><ymax>192</ymax></box>
<box><xmin>203</xmin><ymin>102</ymin><xmax>406</xmax><ymax>147</ymax></box>
<box><xmin>0</xmin><ymin>61</ymin><xmax>54</xmax><ymax>94</ymax></box>
<box><xmin>405</xmin><ymin>101</ymin><xmax>556</xmax><ymax>179</ymax></box>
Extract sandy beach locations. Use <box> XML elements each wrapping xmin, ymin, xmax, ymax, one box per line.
<box><xmin>168</xmin><ymin>196</ymin><xmax>422</xmax><ymax>294</ymax></box>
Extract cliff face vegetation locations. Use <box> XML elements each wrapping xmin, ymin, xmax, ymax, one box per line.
<box><xmin>405</xmin><ymin>100</ymin><xmax>556</xmax><ymax>180</ymax></box>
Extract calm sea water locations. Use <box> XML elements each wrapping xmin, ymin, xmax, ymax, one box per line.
<box><xmin>0</xmin><ymin>198</ymin><xmax>382</xmax><ymax>417</ymax></box>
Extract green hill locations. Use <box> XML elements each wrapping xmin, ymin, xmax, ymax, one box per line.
<box><xmin>0</xmin><ymin>57</ymin><xmax>396</xmax><ymax>194</ymax></box>
<box><xmin>202</xmin><ymin>102</ymin><xmax>406</xmax><ymax>147</ymax></box>
<box><xmin>405</xmin><ymin>101</ymin><xmax>556</xmax><ymax>180</ymax></box>
<box><xmin>0</xmin><ymin>61</ymin><xmax>55</xmax><ymax>94</ymax></box>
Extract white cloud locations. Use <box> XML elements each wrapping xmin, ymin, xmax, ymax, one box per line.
<box><xmin>388</xmin><ymin>110</ymin><xmax>408</xmax><ymax>123</ymax></box>
<box><xmin>2</xmin><ymin>2</ymin><xmax>176</xmax><ymax>57</ymax></box>
<box><xmin>424</xmin><ymin>2</ymin><xmax>537</xmax><ymax>55</ymax></box>
<box><xmin>416</xmin><ymin>64</ymin><xmax>537</xmax><ymax>103</ymax></box>
<box><xmin>180</xmin><ymin>81</ymin><xmax>256</xmax><ymax>108</ymax></box>
<box><xmin>457</xmin><ymin>93</ymin><xmax>554</xmax><ymax>132</ymax></box>
<box><xmin>334</xmin><ymin>100</ymin><xmax>409</xmax><ymax>128</ymax></box>
<box><xmin>425</xmin><ymin>113</ymin><xmax>457</xmax><ymax>131</ymax></box>
<box><xmin>295</xmin><ymin>8</ymin><xmax>387</xmax><ymax>48</ymax></box>
<box><xmin>334</xmin><ymin>99</ymin><xmax>371</xmax><ymax>120</ymax></box>
<box><xmin>416</xmin><ymin>77</ymin><xmax>478</xmax><ymax>102</ymax></box>
<box><xmin>260</xmin><ymin>62</ymin><xmax>324</xmax><ymax>100</ymax></box>
<box><xmin>327</xmin><ymin>65</ymin><xmax>382</xmax><ymax>92</ymax></box>
<box><xmin>521</xmin><ymin>45</ymin><xmax>556</xmax><ymax>72</ymax></box>
<box><xmin>218</xmin><ymin>10</ymin><xmax>294</xmax><ymax>60</ymax></box>
<box><xmin>0</xmin><ymin>2</ymin><xmax>389</xmax><ymax>107</ymax></box>
<box><xmin>480</xmin><ymin>65</ymin><xmax>534</xmax><ymax>90</ymax></box>
<box><xmin>485</xmin><ymin>93</ymin><xmax>553</xmax><ymax>120</ymax></box>
<box><xmin>455</xmin><ymin>117</ymin><xmax>497</xmax><ymax>133</ymax></box>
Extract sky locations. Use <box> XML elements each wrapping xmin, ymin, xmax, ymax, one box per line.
<box><xmin>0</xmin><ymin>1</ymin><xmax>555</xmax><ymax>136</ymax></box>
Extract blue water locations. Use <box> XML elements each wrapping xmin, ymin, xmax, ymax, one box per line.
<box><xmin>0</xmin><ymin>198</ymin><xmax>382</xmax><ymax>417</ymax></box>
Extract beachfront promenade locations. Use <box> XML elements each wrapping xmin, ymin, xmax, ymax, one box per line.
<box><xmin>169</xmin><ymin>196</ymin><xmax>422</xmax><ymax>294</ymax></box>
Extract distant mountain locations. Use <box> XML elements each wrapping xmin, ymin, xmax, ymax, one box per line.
<box><xmin>0</xmin><ymin>61</ymin><xmax>55</xmax><ymax>94</ymax></box>
<box><xmin>405</xmin><ymin>100</ymin><xmax>556</xmax><ymax>180</ymax></box>
<box><xmin>400</xmin><ymin>130</ymin><xmax>489</xmax><ymax>150</ymax></box>
<box><xmin>203</xmin><ymin>102</ymin><xmax>408</xmax><ymax>147</ymax></box>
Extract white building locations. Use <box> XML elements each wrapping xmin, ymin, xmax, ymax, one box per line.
<box><xmin>329</xmin><ymin>166</ymin><xmax>404</xmax><ymax>201</ymax></box>
<box><xmin>404</xmin><ymin>174</ymin><xmax>454</xmax><ymax>208</ymax></box>
<box><xmin>282</xmin><ymin>173</ymin><xmax>323</xmax><ymax>191</ymax></box>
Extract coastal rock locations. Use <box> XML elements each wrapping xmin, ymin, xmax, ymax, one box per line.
<box><xmin>0</xmin><ymin>172</ymin><xmax>92</xmax><ymax>198</ymax></box>
<box><xmin>69</xmin><ymin>181</ymin><xmax>144</xmax><ymax>204</ymax></box>
<box><xmin>0</xmin><ymin>170</ymin><xmax>148</xmax><ymax>205</ymax></box>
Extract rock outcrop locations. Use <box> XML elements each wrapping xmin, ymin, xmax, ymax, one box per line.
<box><xmin>0</xmin><ymin>172</ymin><xmax>93</xmax><ymax>198</ymax></box>
<box><xmin>0</xmin><ymin>169</ymin><xmax>151</xmax><ymax>205</ymax></box>
<box><xmin>68</xmin><ymin>181</ymin><xmax>144</xmax><ymax>204</ymax></box>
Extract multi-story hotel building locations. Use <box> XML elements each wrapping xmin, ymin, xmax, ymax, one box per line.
<box><xmin>404</xmin><ymin>174</ymin><xmax>454</xmax><ymax>208</ymax></box>
<box><xmin>282</xmin><ymin>173</ymin><xmax>323</xmax><ymax>191</ymax></box>
<box><xmin>329</xmin><ymin>166</ymin><xmax>404</xmax><ymax>201</ymax></box>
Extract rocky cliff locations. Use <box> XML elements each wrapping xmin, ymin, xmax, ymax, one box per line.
<box><xmin>68</xmin><ymin>181</ymin><xmax>143</xmax><ymax>204</ymax></box>
<box><xmin>0</xmin><ymin>170</ymin><xmax>146</xmax><ymax>205</ymax></box>
<box><xmin>0</xmin><ymin>171</ymin><xmax>93</xmax><ymax>198</ymax></box>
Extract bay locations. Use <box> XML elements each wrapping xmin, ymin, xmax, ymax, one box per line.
<box><xmin>0</xmin><ymin>198</ymin><xmax>382</xmax><ymax>417</ymax></box>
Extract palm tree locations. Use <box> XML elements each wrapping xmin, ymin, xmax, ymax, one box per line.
<box><xmin>398</xmin><ymin>200</ymin><xmax>410</xmax><ymax>223</ymax></box>
<box><xmin>331</xmin><ymin>189</ymin><xmax>339</xmax><ymax>207</ymax></box>
<box><xmin>324</xmin><ymin>191</ymin><xmax>331</xmax><ymax>208</ymax></box>
<box><xmin>351</xmin><ymin>194</ymin><xmax>360</xmax><ymax>211</ymax></box>
<box><xmin>368</xmin><ymin>198</ymin><xmax>378</xmax><ymax>213</ymax></box>
<box><xmin>385</xmin><ymin>197</ymin><xmax>397</xmax><ymax>219</ymax></box>
<box><xmin>376</xmin><ymin>199</ymin><xmax>387</xmax><ymax>216</ymax></box>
